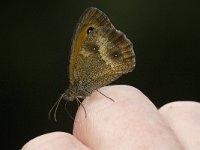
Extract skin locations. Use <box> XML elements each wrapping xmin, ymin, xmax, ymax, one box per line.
<box><xmin>22</xmin><ymin>85</ymin><xmax>200</xmax><ymax>150</ymax></box>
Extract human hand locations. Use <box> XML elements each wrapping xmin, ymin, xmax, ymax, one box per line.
<box><xmin>22</xmin><ymin>85</ymin><xmax>200</xmax><ymax>150</ymax></box>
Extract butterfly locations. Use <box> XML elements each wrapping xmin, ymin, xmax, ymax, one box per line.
<box><xmin>49</xmin><ymin>7</ymin><xmax>136</xmax><ymax>121</ymax></box>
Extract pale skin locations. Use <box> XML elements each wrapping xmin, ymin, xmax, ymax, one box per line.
<box><xmin>22</xmin><ymin>85</ymin><xmax>200</xmax><ymax>150</ymax></box>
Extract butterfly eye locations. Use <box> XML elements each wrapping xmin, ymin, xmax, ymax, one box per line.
<box><xmin>87</xmin><ymin>27</ymin><xmax>94</xmax><ymax>34</ymax></box>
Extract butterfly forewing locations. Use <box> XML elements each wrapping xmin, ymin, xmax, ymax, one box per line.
<box><xmin>69</xmin><ymin>7</ymin><xmax>114</xmax><ymax>83</ymax></box>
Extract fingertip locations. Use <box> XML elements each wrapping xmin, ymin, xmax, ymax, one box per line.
<box><xmin>22</xmin><ymin>132</ymin><xmax>90</xmax><ymax>150</ymax></box>
<box><xmin>75</xmin><ymin>85</ymin><xmax>154</xmax><ymax>115</ymax></box>
<box><xmin>74</xmin><ymin>85</ymin><xmax>155</xmax><ymax>123</ymax></box>
<box><xmin>159</xmin><ymin>101</ymin><xmax>200</xmax><ymax>124</ymax></box>
<box><xmin>73</xmin><ymin>85</ymin><xmax>181</xmax><ymax>149</ymax></box>
<box><xmin>159</xmin><ymin>101</ymin><xmax>200</xmax><ymax>149</ymax></box>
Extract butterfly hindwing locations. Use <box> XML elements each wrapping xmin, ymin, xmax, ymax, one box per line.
<box><xmin>73</xmin><ymin>26</ymin><xmax>135</xmax><ymax>92</ymax></box>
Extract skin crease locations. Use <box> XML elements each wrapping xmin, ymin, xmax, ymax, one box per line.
<box><xmin>22</xmin><ymin>85</ymin><xmax>200</xmax><ymax>150</ymax></box>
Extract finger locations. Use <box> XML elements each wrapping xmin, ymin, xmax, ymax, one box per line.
<box><xmin>22</xmin><ymin>132</ymin><xmax>91</xmax><ymax>150</ymax></box>
<box><xmin>160</xmin><ymin>101</ymin><xmax>200</xmax><ymax>150</ymax></box>
<box><xmin>73</xmin><ymin>85</ymin><xmax>183</xmax><ymax>150</ymax></box>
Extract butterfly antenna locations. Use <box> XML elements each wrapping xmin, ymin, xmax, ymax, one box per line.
<box><xmin>96</xmin><ymin>89</ymin><xmax>115</xmax><ymax>102</ymax></box>
<box><xmin>48</xmin><ymin>93</ymin><xmax>65</xmax><ymax>122</ymax></box>
<box><xmin>64</xmin><ymin>101</ymin><xmax>75</xmax><ymax>121</ymax></box>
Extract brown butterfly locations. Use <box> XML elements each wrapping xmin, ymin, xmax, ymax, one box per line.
<box><xmin>49</xmin><ymin>7</ymin><xmax>136</xmax><ymax>121</ymax></box>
